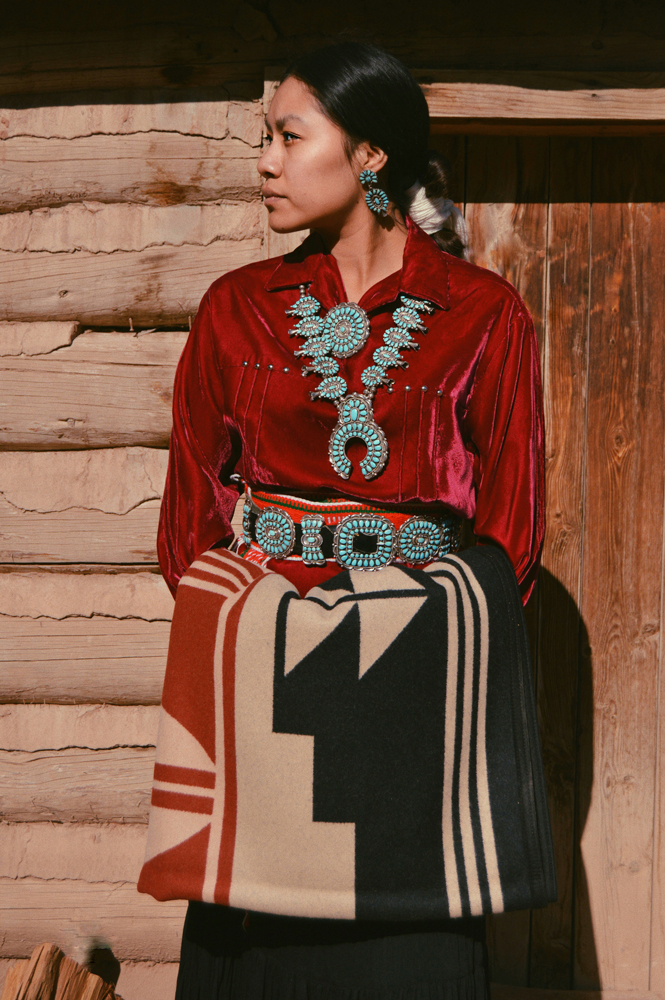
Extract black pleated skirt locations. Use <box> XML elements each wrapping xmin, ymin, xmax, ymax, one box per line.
<box><xmin>175</xmin><ymin>902</ymin><xmax>489</xmax><ymax>1000</ymax></box>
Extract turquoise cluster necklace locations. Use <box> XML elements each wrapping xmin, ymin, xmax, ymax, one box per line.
<box><xmin>286</xmin><ymin>287</ymin><xmax>435</xmax><ymax>480</ymax></box>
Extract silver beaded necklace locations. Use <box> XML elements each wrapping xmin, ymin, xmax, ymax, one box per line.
<box><xmin>287</xmin><ymin>287</ymin><xmax>435</xmax><ymax>480</ymax></box>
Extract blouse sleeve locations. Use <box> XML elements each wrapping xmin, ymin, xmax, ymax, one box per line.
<box><xmin>463</xmin><ymin>292</ymin><xmax>545</xmax><ymax>605</ymax></box>
<box><xmin>157</xmin><ymin>291</ymin><xmax>241</xmax><ymax>596</ymax></box>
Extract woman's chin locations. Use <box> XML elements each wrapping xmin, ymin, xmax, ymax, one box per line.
<box><xmin>266</xmin><ymin>210</ymin><xmax>309</xmax><ymax>235</ymax></box>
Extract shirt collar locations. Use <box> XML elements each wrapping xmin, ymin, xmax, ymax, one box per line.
<box><xmin>264</xmin><ymin>216</ymin><xmax>450</xmax><ymax>312</ymax></box>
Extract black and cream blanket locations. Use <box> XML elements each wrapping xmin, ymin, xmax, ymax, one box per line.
<box><xmin>138</xmin><ymin>545</ymin><xmax>556</xmax><ymax>920</ymax></box>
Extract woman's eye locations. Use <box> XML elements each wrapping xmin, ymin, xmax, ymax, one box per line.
<box><xmin>263</xmin><ymin>133</ymin><xmax>273</xmax><ymax>145</ymax></box>
<box><xmin>282</xmin><ymin>131</ymin><xmax>299</xmax><ymax>142</ymax></box>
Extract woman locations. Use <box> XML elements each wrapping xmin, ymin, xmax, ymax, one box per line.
<box><xmin>158</xmin><ymin>41</ymin><xmax>546</xmax><ymax>1000</ymax></box>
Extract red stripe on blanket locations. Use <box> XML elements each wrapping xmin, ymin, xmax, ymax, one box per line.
<box><xmin>215</xmin><ymin>574</ymin><xmax>266</xmax><ymax>905</ymax></box>
<box><xmin>162</xmin><ymin>584</ymin><xmax>226</xmax><ymax>764</ymax></box>
<box><xmin>138</xmin><ymin>825</ymin><xmax>210</xmax><ymax>902</ymax></box>
<box><xmin>153</xmin><ymin>762</ymin><xmax>215</xmax><ymax>789</ymax></box>
<box><xmin>151</xmin><ymin>788</ymin><xmax>214</xmax><ymax>815</ymax></box>
<box><xmin>199</xmin><ymin>550</ymin><xmax>266</xmax><ymax>586</ymax></box>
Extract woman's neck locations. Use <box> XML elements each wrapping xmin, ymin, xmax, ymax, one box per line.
<box><xmin>314</xmin><ymin>211</ymin><xmax>408</xmax><ymax>304</ymax></box>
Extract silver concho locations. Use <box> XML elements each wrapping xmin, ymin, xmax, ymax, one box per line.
<box><xmin>254</xmin><ymin>507</ymin><xmax>296</xmax><ymax>559</ymax></box>
<box><xmin>328</xmin><ymin>393</ymin><xmax>389</xmax><ymax>481</ymax></box>
<box><xmin>333</xmin><ymin>514</ymin><xmax>397</xmax><ymax>571</ymax></box>
<box><xmin>396</xmin><ymin>517</ymin><xmax>444</xmax><ymax>564</ymax></box>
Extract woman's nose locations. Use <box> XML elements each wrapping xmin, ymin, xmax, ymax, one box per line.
<box><xmin>257</xmin><ymin>144</ymin><xmax>281</xmax><ymax>179</ymax></box>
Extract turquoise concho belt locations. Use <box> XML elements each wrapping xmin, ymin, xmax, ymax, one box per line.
<box><xmin>238</xmin><ymin>487</ymin><xmax>462</xmax><ymax>573</ymax></box>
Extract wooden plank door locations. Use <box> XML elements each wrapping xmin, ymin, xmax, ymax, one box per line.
<box><xmin>432</xmin><ymin>133</ymin><xmax>665</xmax><ymax>992</ymax></box>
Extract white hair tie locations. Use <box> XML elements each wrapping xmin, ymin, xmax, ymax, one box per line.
<box><xmin>406</xmin><ymin>182</ymin><xmax>468</xmax><ymax>256</ymax></box>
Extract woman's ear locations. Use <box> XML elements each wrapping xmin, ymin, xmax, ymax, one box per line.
<box><xmin>357</xmin><ymin>143</ymin><xmax>388</xmax><ymax>176</ymax></box>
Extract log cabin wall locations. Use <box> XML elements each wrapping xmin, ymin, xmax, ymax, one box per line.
<box><xmin>2</xmin><ymin>3</ymin><xmax>665</xmax><ymax>998</ymax></box>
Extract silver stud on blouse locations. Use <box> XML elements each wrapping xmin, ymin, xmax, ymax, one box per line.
<box><xmin>421</xmin><ymin>386</ymin><xmax>427</xmax><ymax>392</ymax></box>
<box><xmin>405</xmin><ymin>386</ymin><xmax>411</xmax><ymax>392</ymax></box>
<box><xmin>283</xmin><ymin>367</ymin><xmax>289</xmax><ymax>372</ymax></box>
<box><xmin>255</xmin><ymin>363</ymin><xmax>260</xmax><ymax>369</ymax></box>
<box><xmin>436</xmin><ymin>389</ymin><xmax>443</xmax><ymax>396</ymax></box>
<box><xmin>268</xmin><ymin>364</ymin><xmax>273</xmax><ymax>370</ymax></box>
<box><xmin>242</xmin><ymin>361</ymin><xmax>248</xmax><ymax>366</ymax></box>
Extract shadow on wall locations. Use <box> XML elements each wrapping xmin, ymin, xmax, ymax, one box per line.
<box><xmin>488</xmin><ymin>569</ymin><xmax>597</xmax><ymax>990</ymax></box>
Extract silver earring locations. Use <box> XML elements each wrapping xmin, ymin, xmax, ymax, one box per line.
<box><xmin>359</xmin><ymin>169</ymin><xmax>389</xmax><ymax>216</ymax></box>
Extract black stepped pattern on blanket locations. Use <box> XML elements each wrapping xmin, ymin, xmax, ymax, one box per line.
<box><xmin>272</xmin><ymin>573</ymin><xmax>464</xmax><ymax>919</ymax></box>
<box><xmin>272</xmin><ymin>548</ymin><xmax>557</xmax><ymax>921</ymax></box>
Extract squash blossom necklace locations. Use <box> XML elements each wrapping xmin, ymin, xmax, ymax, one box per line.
<box><xmin>286</xmin><ymin>287</ymin><xmax>435</xmax><ymax>480</ymax></box>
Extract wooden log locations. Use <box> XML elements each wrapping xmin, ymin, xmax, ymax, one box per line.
<box><xmin>0</xmin><ymin>22</ymin><xmax>269</xmax><ymax>97</ymax></box>
<box><xmin>4</xmin><ymin>15</ymin><xmax>665</xmax><ymax>99</ymax></box>
<box><xmin>0</xmin><ymin>523</ymin><xmax>244</xmax><ymax>707</ymax></box>
<box><xmin>0</xmin><ymin>957</ymin><xmax>181</xmax><ymax>1000</ymax></box>
<box><xmin>0</xmin><ymin>617</ymin><xmax>168</xmax><ymax>704</ymax></box>
<box><xmin>0</xmin><ymin>448</ymin><xmax>166</xmax><ymax>564</ymax></box>
<box><xmin>0</xmin><ymin>93</ymin><xmax>262</xmax><ymax>141</ymax></box>
<box><xmin>575</xmin><ymin>140</ymin><xmax>665</xmax><ymax>990</ymax></box>
<box><xmin>53</xmin><ymin>951</ymin><xmax>118</xmax><ymax>1000</ymax></box>
<box><xmin>267</xmin><ymin>69</ymin><xmax>665</xmax><ymax>123</ymax></box>
<box><xmin>0</xmin><ymin>705</ymin><xmax>159</xmax><ymax>752</ymax></box>
<box><xmin>0</xmin><ymin>452</ymin><xmax>246</xmax><ymax>566</ymax></box>
<box><xmin>0</xmin><ymin>961</ymin><xmax>29</xmax><ymax>1000</ymax></box>
<box><xmin>0</xmin><ymin>239</ymin><xmax>262</xmax><ymax>326</ymax></box>
<box><xmin>0</xmin><ymin>329</ymin><xmax>188</xmax><ymax>449</ymax></box>
<box><xmin>0</xmin><ymin>568</ymin><xmax>172</xmax><ymax>621</ymax></box>
<box><xmin>1</xmin><ymin>823</ymin><xmax>148</xmax><ymax>883</ymax></box>
<box><xmin>265</xmin><ymin>69</ymin><xmax>665</xmax><ymax>134</ymax></box>
<box><xmin>0</xmin><ymin>567</ymin><xmax>172</xmax><ymax>705</ymax></box>
<box><xmin>0</xmin><ymin>322</ymin><xmax>78</xmax><ymax>356</ymax></box>
<box><xmin>0</xmin><ymin>327</ymin><xmax>186</xmax><ymax>367</ymax></box>
<box><xmin>0</xmin><ymin>958</ymin><xmax>180</xmax><ymax>999</ymax></box>
<box><xmin>0</xmin><ymin>497</ymin><xmax>161</xmax><ymax>564</ymax></box>
<box><xmin>0</xmin><ymin>134</ymin><xmax>261</xmax><ymax>214</ymax></box>
<box><xmin>0</xmin><ymin>943</ymin><xmax>63</xmax><ymax>1000</ymax></box>
<box><xmin>0</xmin><ymin>879</ymin><xmax>185</xmax><ymax>963</ymax></box>
<box><xmin>419</xmin><ymin>71</ymin><xmax>665</xmax><ymax>122</ymax></box>
<box><xmin>0</xmin><ymin>512</ymin><xmax>247</xmax><ymax>706</ymax></box>
<box><xmin>0</xmin><ymin>943</ymin><xmax>118</xmax><ymax>1000</ymax></box>
<box><xmin>0</xmin><ymin>201</ymin><xmax>261</xmax><ymax>254</ymax></box>
<box><xmin>1</xmin><ymin>747</ymin><xmax>154</xmax><ymax>823</ymax></box>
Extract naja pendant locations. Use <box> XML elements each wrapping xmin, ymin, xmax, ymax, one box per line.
<box><xmin>328</xmin><ymin>393</ymin><xmax>388</xmax><ymax>481</ymax></box>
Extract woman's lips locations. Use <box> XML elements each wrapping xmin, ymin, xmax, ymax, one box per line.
<box><xmin>262</xmin><ymin>190</ymin><xmax>286</xmax><ymax>205</ymax></box>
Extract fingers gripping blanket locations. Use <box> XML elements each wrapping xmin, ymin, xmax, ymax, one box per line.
<box><xmin>138</xmin><ymin>546</ymin><xmax>556</xmax><ymax>920</ymax></box>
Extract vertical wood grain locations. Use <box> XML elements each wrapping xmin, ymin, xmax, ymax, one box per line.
<box><xmin>644</xmin><ymin>142</ymin><xmax>665</xmax><ymax>992</ymax></box>
<box><xmin>652</xmin><ymin>475</ymin><xmax>665</xmax><ymax>991</ymax></box>
<box><xmin>465</xmin><ymin>136</ymin><xmax>549</xmax><ymax>341</ymax></box>
<box><xmin>652</xmin><ymin>446</ymin><xmax>665</xmax><ymax>992</ymax></box>
<box><xmin>529</xmin><ymin>138</ymin><xmax>593</xmax><ymax>988</ymax></box>
<box><xmin>465</xmin><ymin>136</ymin><xmax>549</xmax><ymax>985</ymax></box>
<box><xmin>575</xmin><ymin>138</ymin><xmax>665</xmax><ymax>990</ymax></box>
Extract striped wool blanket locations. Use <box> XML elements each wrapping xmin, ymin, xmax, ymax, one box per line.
<box><xmin>138</xmin><ymin>545</ymin><xmax>556</xmax><ymax>920</ymax></box>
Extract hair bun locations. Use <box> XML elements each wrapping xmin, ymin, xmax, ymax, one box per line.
<box><xmin>405</xmin><ymin>150</ymin><xmax>467</xmax><ymax>258</ymax></box>
<box><xmin>405</xmin><ymin>183</ymin><xmax>455</xmax><ymax>234</ymax></box>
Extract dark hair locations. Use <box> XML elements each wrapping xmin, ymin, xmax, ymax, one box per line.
<box><xmin>283</xmin><ymin>42</ymin><xmax>465</xmax><ymax>258</ymax></box>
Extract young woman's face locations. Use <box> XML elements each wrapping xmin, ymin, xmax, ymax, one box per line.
<box><xmin>258</xmin><ymin>76</ymin><xmax>378</xmax><ymax>234</ymax></box>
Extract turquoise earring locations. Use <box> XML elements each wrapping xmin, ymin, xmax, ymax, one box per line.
<box><xmin>359</xmin><ymin>169</ymin><xmax>389</xmax><ymax>216</ymax></box>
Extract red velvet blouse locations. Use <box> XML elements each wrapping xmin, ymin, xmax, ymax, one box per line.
<box><xmin>158</xmin><ymin>219</ymin><xmax>545</xmax><ymax>605</ymax></box>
